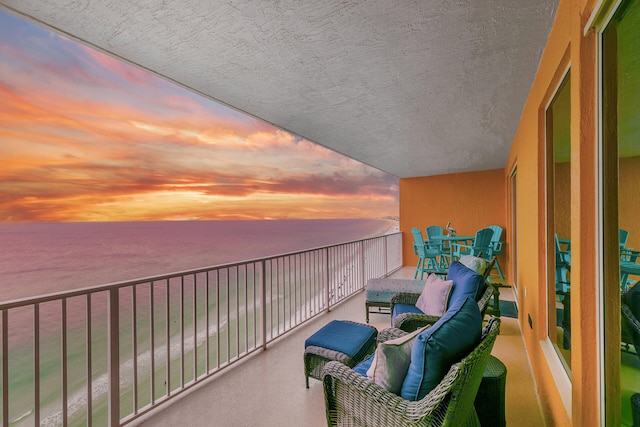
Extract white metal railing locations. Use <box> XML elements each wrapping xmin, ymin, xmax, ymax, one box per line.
<box><xmin>0</xmin><ymin>232</ymin><xmax>401</xmax><ymax>426</ymax></box>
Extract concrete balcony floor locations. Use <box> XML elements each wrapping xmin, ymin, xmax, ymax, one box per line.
<box><xmin>135</xmin><ymin>267</ymin><xmax>544</xmax><ymax>427</ymax></box>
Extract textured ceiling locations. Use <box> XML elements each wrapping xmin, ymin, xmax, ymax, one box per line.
<box><xmin>0</xmin><ymin>0</ymin><xmax>558</xmax><ymax>178</ymax></box>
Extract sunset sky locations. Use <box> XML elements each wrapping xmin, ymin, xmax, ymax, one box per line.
<box><xmin>0</xmin><ymin>10</ymin><xmax>399</xmax><ymax>223</ymax></box>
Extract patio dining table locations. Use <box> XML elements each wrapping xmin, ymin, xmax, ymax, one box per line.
<box><xmin>429</xmin><ymin>235</ymin><xmax>474</xmax><ymax>263</ymax></box>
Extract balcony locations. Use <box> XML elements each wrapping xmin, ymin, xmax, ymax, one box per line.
<box><xmin>0</xmin><ymin>234</ymin><xmax>543</xmax><ymax>426</ymax></box>
<box><xmin>134</xmin><ymin>270</ymin><xmax>543</xmax><ymax>426</ymax></box>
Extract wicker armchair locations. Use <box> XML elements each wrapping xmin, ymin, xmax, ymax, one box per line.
<box><xmin>322</xmin><ymin>317</ymin><xmax>501</xmax><ymax>427</ymax></box>
<box><xmin>391</xmin><ymin>258</ymin><xmax>497</xmax><ymax>332</ymax></box>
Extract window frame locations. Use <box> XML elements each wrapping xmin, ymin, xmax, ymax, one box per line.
<box><xmin>540</xmin><ymin>63</ymin><xmax>573</xmax><ymax>416</ymax></box>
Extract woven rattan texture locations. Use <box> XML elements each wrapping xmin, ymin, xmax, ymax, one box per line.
<box><xmin>322</xmin><ymin>317</ymin><xmax>501</xmax><ymax>426</ymax></box>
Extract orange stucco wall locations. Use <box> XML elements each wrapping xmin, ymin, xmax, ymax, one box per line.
<box><xmin>555</xmin><ymin>161</ymin><xmax>571</xmax><ymax>240</ymax></box>
<box><xmin>399</xmin><ymin>168</ymin><xmax>506</xmax><ymax>272</ymax></box>
<box><xmin>506</xmin><ymin>0</ymin><xmax>601</xmax><ymax>424</ymax></box>
<box><xmin>620</xmin><ymin>156</ymin><xmax>640</xmax><ymax>249</ymax></box>
<box><xmin>399</xmin><ymin>0</ymin><xmax>608</xmax><ymax>425</ymax></box>
<box><xmin>506</xmin><ymin>0</ymin><xmax>574</xmax><ymax>423</ymax></box>
<box><xmin>503</xmin><ymin>0</ymin><xmax>600</xmax><ymax>424</ymax></box>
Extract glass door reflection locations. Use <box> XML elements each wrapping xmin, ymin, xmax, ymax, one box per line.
<box><xmin>602</xmin><ymin>0</ymin><xmax>640</xmax><ymax>424</ymax></box>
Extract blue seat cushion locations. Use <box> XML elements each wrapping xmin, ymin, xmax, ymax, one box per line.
<box><xmin>391</xmin><ymin>303</ymin><xmax>424</xmax><ymax>325</ymax></box>
<box><xmin>447</xmin><ymin>261</ymin><xmax>487</xmax><ymax>306</ymax></box>
<box><xmin>353</xmin><ymin>354</ymin><xmax>375</xmax><ymax>377</ymax></box>
<box><xmin>400</xmin><ymin>297</ymin><xmax>482</xmax><ymax>401</ymax></box>
<box><xmin>305</xmin><ymin>320</ymin><xmax>377</xmax><ymax>362</ymax></box>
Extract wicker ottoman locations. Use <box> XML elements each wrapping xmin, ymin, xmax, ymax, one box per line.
<box><xmin>474</xmin><ymin>355</ymin><xmax>507</xmax><ymax>427</ymax></box>
<box><xmin>304</xmin><ymin>320</ymin><xmax>377</xmax><ymax>388</ymax></box>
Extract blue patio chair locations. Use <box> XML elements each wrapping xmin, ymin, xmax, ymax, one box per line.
<box><xmin>452</xmin><ymin>228</ymin><xmax>494</xmax><ymax>262</ymax></box>
<box><xmin>554</xmin><ymin>234</ymin><xmax>571</xmax><ymax>295</ymax></box>
<box><xmin>426</xmin><ymin>225</ymin><xmax>449</xmax><ymax>268</ymax></box>
<box><xmin>619</xmin><ymin>229</ymin><xmax>638</xmax><ymax>289</ymax></box>
<box><xmin>621</xmin><ymin>228</ymin><xmax>630</xmax><ymax>253</ymax></box>
<box><xmin>486</xmin><ymin>225</ymin><xmax>505</xmax><ymax>279</ymax></box>
<box><xmin>552</xmin><ymin>234</ymin><xmax>571</xmax><ymax>349</ymax></box>
<box><xmin>620</xmin><ymin>228</ymin><xmax>633</xmax><ymax>258</ymax></box>
<box><xmin>411</xmin><ymin>227</ymin><xmax>441</xmax><ymax>280</ymax></box>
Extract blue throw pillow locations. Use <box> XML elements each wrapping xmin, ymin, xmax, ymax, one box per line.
<box><xmin>353</xmin><ymin>354</ymin><xmax>375</xmax><ymax>377</ymax></box>
<box><xmin>447</xmin><ymin>261</ymin><xmax>486</xmax><ymax>307</ymax></box>
<box><xmin>399</xmin><ymin>297</ymin><xmax>482</xmax><ymax>401</ymax></box>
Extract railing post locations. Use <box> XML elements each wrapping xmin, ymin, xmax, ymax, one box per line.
<box><xmin>108</xmin><ymin>288</ymin><xmax>120</xmax><ymax>426</ymax></box>
<box><xmin>33</xmin><ymin>304</ymin><xmax>41</xmax><ymax>426</ymax></box>
<box><xmin>2</xmin><ymin>310</ymin><xmax>8</xmax><ymax>427</ymax></box>
<box><xmin>360</xmin><ymin>240</ymin><xmax>365</xmax><ymax>289</ymax></box>
<box><xmin>261</xmin><ymin>260</ymin><xmax>267</xmax><ymax>351</ymax></box>
<box><xmin>61</xmin><ymin>299</ymin><xmax>68</xmax><ymax>425</ymax></box>
<box><xmin>325</xmin><ymin>248</ymin><xmax>330</xmax><ymax>313</ymax></box>
<box><xmin>86</xmin><ymin>295</ymin><xmax>93</xmax><ymax>427</ymax></box>
<box><xmin>384</xmin><ymin>235</ymin><xmax>388</xmax><ymax>275</ymax></box>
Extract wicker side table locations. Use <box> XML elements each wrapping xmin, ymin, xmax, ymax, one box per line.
<box><xmin>474</xmin><ymin>355</ymin><xmax>507</xmax><ymax>427</ymax></box>
<box><xmin>304</xmin><ymin>320</ymin><xmax>377</xmax><ymax>388</ymax></box>
<box><xmin>632</xmin><ymin>393</ymin><xmax>640</xmax><ymax>427</ymax></box>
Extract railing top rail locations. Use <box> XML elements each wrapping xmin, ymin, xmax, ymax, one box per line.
<box><xmin>0</xmin><ymin>231</ymin><xmax>400</xmax><ymax>310</ymax></box>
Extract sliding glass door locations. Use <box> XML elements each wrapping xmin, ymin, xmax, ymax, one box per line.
<box><xmin>601</xmin><ymin>1</ymin><xmax>640</xmax><ymax>424</ymax></box>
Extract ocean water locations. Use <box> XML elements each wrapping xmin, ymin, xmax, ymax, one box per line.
<box><xmin>0</xmin><ymin>219</ymin><xmax>397</xmax><ymax>426</ymax></box>
<box><xmin>0</xmin><ymin>219</ymin><xmax>398</xmax><ymax>301</ymax></box>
